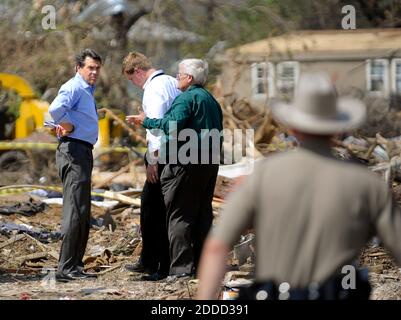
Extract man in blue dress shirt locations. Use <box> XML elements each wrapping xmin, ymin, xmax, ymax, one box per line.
<box><xmin>49</xmin><ymin>49</ymin><xmax>102</xmax><ymax>282</ymax></box>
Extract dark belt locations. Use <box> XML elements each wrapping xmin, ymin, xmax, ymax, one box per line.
<box><xmin>237</xmin><ymin>269</ymin><xmax>371</xmax><ymax>300</ymax></box>
<box><xmin>59</xmin><ymin>136</ymin><xmax>93</xmax><ymax>149</ymax></box>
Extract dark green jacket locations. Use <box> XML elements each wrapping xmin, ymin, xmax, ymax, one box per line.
<box><xmin>143</xmin><ymin>84</ymin><xmax>223</xmax><ymax>163</ymax></box>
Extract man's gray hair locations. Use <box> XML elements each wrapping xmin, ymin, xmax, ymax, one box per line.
<box><xmin>179</xmin><ymin>59</ymin><xmax>209</xmax><ymax>86</ymax></box>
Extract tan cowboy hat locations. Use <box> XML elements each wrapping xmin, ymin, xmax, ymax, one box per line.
<box><xmin>271</xmin><ymin>72</ymin><xmax>366</xmax><ymax>134</ymax></box>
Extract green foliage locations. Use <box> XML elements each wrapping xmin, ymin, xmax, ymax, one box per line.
<box><xmin>1</xmin><ymin>0</ymin><xmax>401</xmax><ymax>116</ymax></box>
<box><xmin>0</xmin><ymin>88</ymin><xmax>21</xmax><ymax>118</ymax></box>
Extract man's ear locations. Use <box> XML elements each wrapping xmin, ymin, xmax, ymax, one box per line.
<box><xmin>75</xmin><ymin>65</ymin><xmax>79</xmax><ymax>72</ymax></box>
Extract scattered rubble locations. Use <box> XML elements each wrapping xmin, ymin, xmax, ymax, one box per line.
<box><xmin>0</xmin><ymin>97</ymin><xmax>400</xmax><ymax>300</ymax></box>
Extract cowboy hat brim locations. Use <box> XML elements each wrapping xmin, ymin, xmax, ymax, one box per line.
<box><xmin>271</xmin><ymin>97</ymin><xmax>366</xmax><ymax>135</ymax></box>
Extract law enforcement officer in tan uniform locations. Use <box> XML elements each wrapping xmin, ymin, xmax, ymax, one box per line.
<box><xmin>196</xmin><ymin>72</ymin><xmax>401</xmax><ymax>300</ymax></box>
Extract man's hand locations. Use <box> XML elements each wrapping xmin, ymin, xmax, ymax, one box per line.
<box><xmin>146</xmin><ymin>163</ymin><xmax>159</xmax><ymax>184</ymax></box>
<box><xmin>126</xmin><ymin>112</ymin><xmax>145</xmax><ymax>126</ymax></box>
<box><xmin>56</xmin><ymin>122</ymin><xmax>74</xmax><ymax>137</ymax></box>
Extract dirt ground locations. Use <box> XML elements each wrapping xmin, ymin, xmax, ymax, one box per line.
<box><xmin>0</xmin><ymin>194</ymin><xmax>199</xmax><ymax>300</ymax></box>
<box><xmin>1</xmin><ymin>191</ymin><xmax>401</xmax><ymax>300</ymax></box>
<box><xmin>360</xmin><ymin>246</ymin><xmax>401</xmax><ymax>300</ymax></box>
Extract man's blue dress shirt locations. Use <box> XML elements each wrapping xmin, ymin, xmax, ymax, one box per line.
<box><xmin>49</xmin><ymin>73</ymin><xmax>98</xmax><ymax>145</ymax></box>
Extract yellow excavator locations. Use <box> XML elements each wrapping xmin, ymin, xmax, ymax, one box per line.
<box><xmin>0</xmin><ymin>72</ymin><xmax>125</xmax><ymax>147</ymax></box>
<box><xmin>0</xmin><ymin>73</ymin><xmax>49</xmax><ymax>139</ymax></box>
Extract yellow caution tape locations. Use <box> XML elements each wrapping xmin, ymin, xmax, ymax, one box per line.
<box><xmin>0</xmin><ymin>185</ymin><xmax>62</xmax><ymax>196</ymax></box>
<box><xmin>0</xmin><ymin>142</ymin><xmax>58</xmax><ymax>151</ymax></box>
<box><xmin>0</xmin><ymin>185</ymin><xmax>106</xmax><ymax>198</ymax></box>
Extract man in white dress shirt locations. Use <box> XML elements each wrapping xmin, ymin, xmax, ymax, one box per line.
<box><xmin>123</xmin><ymin>52</ymin><xmax>181</xmax><ymax>280</ymax></box>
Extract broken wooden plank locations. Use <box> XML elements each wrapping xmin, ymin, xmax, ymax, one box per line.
<box><xmin>90</xmin><ymin>262</ymin><xmax>123</xmax><ymax>275</ymax></box>
<box><xmin>368</xmin><ymin>252</ymin><xmax>388</xmax><ymax>257</ymax></box>
<box><xmin>91</xmin><ymin>168</ymin><xmax>139</xmax><ymax>187</ymax></box>
<box><xmin>381</xmin><ymin>274</ymin><xmax>400</xmax><ymax>280</ymax></box>
<box><xmin>103</xmin><ymin>190</ymin><xmax>141</xmax><ymax>206</ymax></box>
<box><xmin>118</xmin><ymin>189</ymin><xmax>142</xmax><ymax>197</ymax></box>
<box><xmin>0</xmin><ymin>234</ymin><xmax>25</xmax><ymax>249</ymax></box>
<box><xmin>16</xmin><ymin>252</ymin><xmax>48</xmax><ymax>262</ymax></box>
<box><xmin>23</xmin><ymin>234</ymin><xmax>59</xmax><ymax>260</ymax></box>
<box><xmin>93</xmin><ymin>161</ymin><xmax>142</xmax><ymax>189</ymax></box>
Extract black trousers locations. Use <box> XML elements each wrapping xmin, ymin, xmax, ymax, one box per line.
<box><xmin>139</xmin><ymin>161</ymin><xmax>170</xmax><ymax>274</ymax></box>
<box><xmin>56</xmin><ymin>141</ymin><xmax>93</xmax><ymax>275</ymax></box>
<box><xmin>160</xmin><ymin>163</ymin><xmax>219</xmax><ymax>275</ymax></box>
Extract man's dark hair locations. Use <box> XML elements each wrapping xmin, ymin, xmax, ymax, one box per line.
<box><xmin>75</xmin><ymin>49</ymin><xmax>102</xmax><ymax>68</ymax></box>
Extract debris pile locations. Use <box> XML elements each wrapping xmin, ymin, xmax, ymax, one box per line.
<box><xmin>0</xmin><ymin>195</ymin><xmax>140</xmax><ymax>275</ymax></box>
<box><xmin>0</xmin><ymin>95</ymin><xmax>400</xmax><ymax>299</ymax></box>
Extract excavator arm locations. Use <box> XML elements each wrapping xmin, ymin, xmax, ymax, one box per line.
<box><xmin>0</xmin><ymin>73</ymin><xmax>49</xmax><ymax>139</ymax></box>
<box><xmin>0</xmin><ymin>73</ymin><xmax>36</xmax><ymax>99</ymax></box>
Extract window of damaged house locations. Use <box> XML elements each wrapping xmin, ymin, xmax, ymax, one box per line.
<box><xmin>251</xmin><ymin>62</ymin><xmax>275</xmax><ymax>98</ymax></box>
<box><xmin>276</xmin><ymin>61</ymin><xmax>299</xmax><ymax>98</ymax></box>
<box><xmin>391</xmin><ymin>59</ymin><xmax>401</xmax><ymax>94</ymax></box>
<box><xmin>366</xmin><ymin>59</ymin><xmax>389</xmax><ymax>96</ymax></box>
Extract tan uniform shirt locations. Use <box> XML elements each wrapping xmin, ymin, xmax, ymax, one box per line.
<box><xmin>213</xmin><ymin>138</ymin><xmax>401</xmax><ymax>287</ymax></box>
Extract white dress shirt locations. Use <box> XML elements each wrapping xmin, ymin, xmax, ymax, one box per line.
<box><xmin>142</xmin><ymin>70</ymin><xmax>181</xmax><ymax>153</ymax></box>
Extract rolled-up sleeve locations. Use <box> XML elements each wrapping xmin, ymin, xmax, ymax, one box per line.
<box><xmin>146</xmin><ymin>130</ymin><xmax>164</xmax><ymax>153</ymax></box>
<box><xmin>49</xmin><ymin>84</ymin><xmax>80</xmax><ymax>124</ymax></box>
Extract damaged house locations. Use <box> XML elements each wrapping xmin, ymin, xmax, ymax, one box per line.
<box><xmin>219</xmin><ymin>28</ymin><xmax>401</xmax><ymax>113</ymax></box>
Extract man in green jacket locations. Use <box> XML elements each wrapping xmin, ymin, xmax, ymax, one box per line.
<box><xmin>131</xmin><ymin>59</ymin><xmax>223</xmax><ymax>280</ymax></box>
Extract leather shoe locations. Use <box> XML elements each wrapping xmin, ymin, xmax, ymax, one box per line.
<box><xmin>165</xmin><ymin>273</ymin><xmax>194</xmax><ymax>283</ymax></box>
<box><xmin>68</xmin><ymin>270</ymin><xmax>97</xmax><ymax>280</ymax></box>
<box><xmin>125</xmin><ymin>262</ymin><xmax>155</xmax><ymax>274</ymax></box>
<box><xmin>55</xmin><ymin>273</ymin><xmax>75</xmax><ymax>282</ymax></box>
<box><xmin>77</xmin><ymin>271</ymin><xmax>97</xmax><ymax>278</ymax></box>
<box><xmin>141</xmin><ymin>272</ymin><xmax>168</xmax><ymax>281</ymax></box>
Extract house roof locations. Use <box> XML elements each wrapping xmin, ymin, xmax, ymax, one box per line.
<box><xmin>227</xmin><ymin>28</ymin><xmax>401</xmax><ymax>61</ymax></box>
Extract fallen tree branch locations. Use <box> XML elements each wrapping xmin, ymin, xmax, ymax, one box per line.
<box><xmin>93</xmin><ymin>161</ymin><xmax>140</xmax><ymax>189</ymax></box>
<box><xmin>98</xmin><ymin>107</ymin><xmax>147</xmax><ymax>145</ymax></box>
